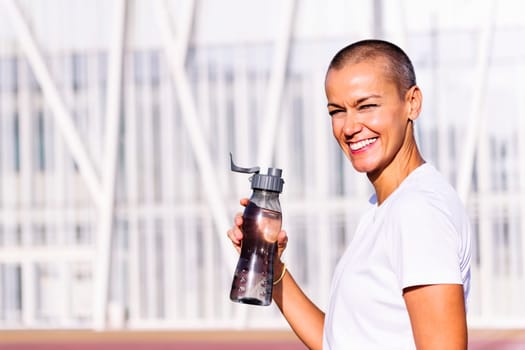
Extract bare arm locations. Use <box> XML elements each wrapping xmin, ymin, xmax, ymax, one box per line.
<box><xmin>227</xmin><ymin>199</ymin><xmax>325</xmax><ymax>350</ymax></box>
<box><xmin>404</xmin><ymin>284</ymin><xmax>467</xmax><ymax>350</ymax></box>
<box><xmin>272</xmin><ymin>261</ymin><xmax>325</xmax><ymax>350</ymax></box>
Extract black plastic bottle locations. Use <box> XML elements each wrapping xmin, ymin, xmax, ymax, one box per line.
<box><xmin>229</xmin><ymin>154</ymin><xmax>284</xmax><ymax>306</ymax></box>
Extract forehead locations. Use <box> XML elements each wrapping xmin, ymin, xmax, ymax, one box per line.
<box><xmin>325</xmin><ymin>59</ymin><xmax>397</xmax><ymax>98</ymax></box>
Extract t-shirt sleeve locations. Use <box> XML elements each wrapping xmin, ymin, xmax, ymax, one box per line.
<box><xmin>389</xmin><ymin>194</ymin><xmax>462</xmax><ymax>290</ymax></box>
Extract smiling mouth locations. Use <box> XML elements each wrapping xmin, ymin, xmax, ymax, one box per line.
<box><xmin>349</xmin><ymin>137</ymin><xmax>378</xmax><ymax>151</ymax></box>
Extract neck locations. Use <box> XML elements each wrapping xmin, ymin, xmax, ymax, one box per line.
<box><xmin>368</xmin><ymin>130</ymin><xmax>424</xmax><ymax>205</ymax></box>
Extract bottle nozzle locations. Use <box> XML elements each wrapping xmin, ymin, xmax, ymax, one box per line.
<box><xmin>267</xmin><ymin>168</ymin><xmax>282</xmax><ymax>177</ymax></box>
<box><xmin>230</xmin><ymin>153</ymin><xmax>284</xmax><ymax>193</ymax></box>
<box><xmin>230</xmin><ymin>153</ymin><xmax>260</xmax><ymax>174</ymax></box>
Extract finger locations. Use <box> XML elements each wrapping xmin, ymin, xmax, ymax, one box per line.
<box><xmin>227</xmin><ymin>228</ymin><xmax>242</xmax><ymax>247</ymax></box>
<box><xmin>277</xmin><ymin>230</ymin><xmax>288</xmax><ymax>244</ymax></box>
<box><xmin>276</xmin><ymin>230</ymin><xmax>288</xmax><ymax>257</ymax></box>
<box><xmin>228</xmin><ymin>225</ymin><xmax>243</xmax><ymax>241</ymax></box>
<box><xmin>233</xmin><ymin>226</ymin><xmax>243</xmax><ymax>241</ymax></box>
<box><xmin>239</xmin><ymin>198</ymin><xmax>249</xmax><ymax>207</ymax></box>
<box><xmin>234</xmin><ymin>213</ymin><xmax>243</xmax><ymax>228</ymax></box>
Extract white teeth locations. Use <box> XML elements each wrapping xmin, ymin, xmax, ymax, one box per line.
<box><xmin>350</xmin><ymin>138</ymin><xmax>377</xmax><ymax>151</ymax></box>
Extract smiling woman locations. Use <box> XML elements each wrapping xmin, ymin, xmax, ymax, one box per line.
<box><xmin>321</xmin><ymin>40</ymin><xmax>471</xmax><ymax>350</ymax></box>
<box><xmin>228</xmin><ymin>39</ymin><xmax>472</xmax><ymax>350</ymax></box>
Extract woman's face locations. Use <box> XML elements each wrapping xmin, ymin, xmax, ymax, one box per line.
<box><xmin>325</xmin><ymin>58</ymin><xmax>419</xmax><ymax>180</ymax></box>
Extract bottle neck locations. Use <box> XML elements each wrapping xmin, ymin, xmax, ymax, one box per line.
<box><xmin>250</xmin><ymin>189</ymin><xmax>281</xmax><ymax>212</ymax></box>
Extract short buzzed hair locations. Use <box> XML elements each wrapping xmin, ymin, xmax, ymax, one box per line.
<box><xmin>328</xmin><ymin>39</ymin><xmax>416</xmax><ymax>97</ymax></box>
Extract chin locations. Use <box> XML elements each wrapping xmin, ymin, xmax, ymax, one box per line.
<box><xmin>350</xmin><ymin>162</ymin><xmax>374</xmax><ymax>174</ymax></box>
<box><xmin>348</xmin><ymin>152</ymin><xmax>380</xmax><ymax>173</ymax></box>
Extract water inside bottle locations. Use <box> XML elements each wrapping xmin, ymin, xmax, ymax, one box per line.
<box><xmin>230</xmin><ymin>201</ymin><xmax>282</xmax><ymax>306</ymax></box>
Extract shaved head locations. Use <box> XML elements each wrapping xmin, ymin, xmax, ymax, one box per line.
<box><xmin>327</xmin><ymin>39</ymin><xmax>416</xmax><ymax>98</ymax></box>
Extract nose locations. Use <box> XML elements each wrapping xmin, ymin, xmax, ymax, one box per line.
<box><xmin>342</xmin><ymin>112</ymin><xmax>362</xmax><ymax>138</ymax></box>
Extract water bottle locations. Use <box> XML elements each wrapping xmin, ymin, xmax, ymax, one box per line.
<box><xmin>229</xmin><ymin>154</ymin><xmax>284</xmax><ymax>306</ymax></box>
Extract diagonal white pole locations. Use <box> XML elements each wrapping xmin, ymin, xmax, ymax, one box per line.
<box><xmin>454</xmin><ymin>0</ymin><xmax>495</xmax><ymax>324</ymax></box>
<box><xmin>456</xmin><ymin>0</ymin><xmax>496</xmax><ymax>203</ymax></box>
<box><xmin>2</xmin><ymin>0</ymin><xmax>103</xmax><ymax>209</ymax></box>
<box><xmin>256</xmin><ymin>0</ymin><xmax>297</xmax><ymax>169</ymax></box>
<box><xmin>153</xmin><ymin>0</ymin><xmax>248</xmax><ymax>324</ymax></box>
<box><xmin>153</xmin><ymin>0</ymin><xmax>232</xmax><ymax>252</ymax></box>
<box><xmin>517</xmin><ymin>64</ymin><xmax>525</xmax><ymax>321</ymax></box>
<box><xmin>93</xmin><ymin>0</ymin><xmax>127</xmax><ymax>330</ymax></box>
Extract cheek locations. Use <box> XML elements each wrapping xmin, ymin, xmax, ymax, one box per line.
<box><xmin>366</xmin><ymin>110</ymin><xmax>400</xmax><ymax>134</ymax></box>
<box><xmin>331</xmin><ymin>119</ymin><xmax>341</xmax><ymax>138</ymax></box>
<box><xmin>362</xmin><ymin>113</ymin><xmax>384</xmax><ymax>130</ymax></box>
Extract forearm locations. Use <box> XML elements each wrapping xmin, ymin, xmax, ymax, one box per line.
<box><xmin>272</xmin><ymin>263</ymin><xmax>325</xmax><ymax>350</ymax></box>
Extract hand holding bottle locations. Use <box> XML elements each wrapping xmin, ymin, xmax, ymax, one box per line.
<box><xmin>227</xmin><ymin>197</ymin><xmax>289</xmax><ymax>260</ymax></box>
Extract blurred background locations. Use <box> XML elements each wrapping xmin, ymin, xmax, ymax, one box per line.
<box><xmin>0</xmin><ymin>0</ymin><xmax>524</xmax><ymax>347</ymax></box>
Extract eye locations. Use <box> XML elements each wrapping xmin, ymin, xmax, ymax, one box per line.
<box><xmin>358</xmin><ymin>104</ymin><xmax>378</xmax><ymax>111</ymax></box>
<box><xmin>328</xmin><ymin>109</ymin><xmax>344</xmax><ymax>117</ymax></box>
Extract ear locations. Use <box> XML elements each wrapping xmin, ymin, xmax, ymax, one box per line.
<box><xmin>405</xmin><ymin>85</ymin><xmax>422</xmax><ymax>121</ymax></box>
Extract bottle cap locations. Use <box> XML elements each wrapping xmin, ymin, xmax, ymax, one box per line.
<box><xmin>230</xmin><ymin>153</ymin><xmax>284</xmax><ymax>193</ymax></box>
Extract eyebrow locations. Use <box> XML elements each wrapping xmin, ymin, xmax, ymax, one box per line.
<box><xmin>327</xmin><ymin>102</ymin><xmax>343</xmax><ymax>108</ymax></box>
<box><xmin>327</xmin><ymin>94</ymin><xmax>382</xmax><ymax>108</ymax></box>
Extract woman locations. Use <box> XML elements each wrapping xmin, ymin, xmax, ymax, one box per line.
<box><xmin>228</xmin><ymin>39</ymin><xmax>471</xmax><ymax>350</ymax></box>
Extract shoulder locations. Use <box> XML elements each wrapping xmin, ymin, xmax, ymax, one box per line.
<box><xmin>386</xmin><ymin>164</ymin><xmax>470</xmax><ymax>237</ymax></box>
<box><xmin>391</xmin><ymin>163</ymin><xmax>463</xmax><ymax>215</ymax></box>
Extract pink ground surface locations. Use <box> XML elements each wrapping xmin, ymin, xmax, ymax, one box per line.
<box><xmin>0</xmin><ymin>330</ymin><xmax>524</xmax><ymax>350</ymax></box>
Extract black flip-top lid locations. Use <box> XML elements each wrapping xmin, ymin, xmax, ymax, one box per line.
<box><xmin>230</xmin><ymin>153</ymin><xmax>284</xmax><ymax>193</ymax></box>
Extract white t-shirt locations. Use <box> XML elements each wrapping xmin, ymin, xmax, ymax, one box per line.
<box><xmin>322</xmin><ymin>163</ymin><xmax>472</xmax><ymax>350</ymax></box>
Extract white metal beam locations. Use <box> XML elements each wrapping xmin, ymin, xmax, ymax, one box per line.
<box><xmin>153</xmin><ymin>0</ymin><xmax>233</xmax><ymax>253</ymax></box>
<box><xmin>2</xmin><ymin>0</ymin><xmax>103</xmax><ymax>209</ymax></box>
<box><xmin>152</xmin><ymin>1</ymin><xmax>251</xmax><ymax>323</ymax></box>
<box><xmin>155</xmin><ymin>0</ymin><xmax>298</xmax><ymax>327</ymax></box>
<box><xmin>456</xmin><ymin>0</ymin><xmax>496</xmax><ymax>203</ymax></box>
<box><xmin>475</xmin><ymin>99</ymin><xmax>492</xmax><ymax>320</ymax></box>
<box><xmin>93</xmin><ymin>0</ymin><xmax>127</xmax><ymax>330</ymax></box>
<box><xmin>517</xmin><ymin>63</ymin><xmax>525</xmax><ymax>317</ymax></box>
<box><xmin>256</xmin><ymin>0</ymin><xmax>297</xmax><ymax>169</ymax></box>
<box><xmin>0</xmin><ymin>247</ymin><xmax>94</xmax><ymax>262</ymax></box>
